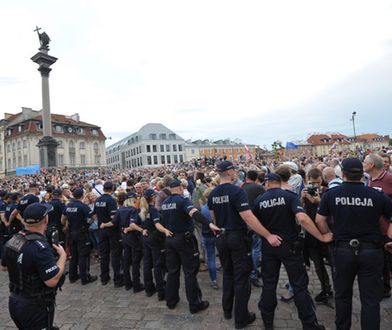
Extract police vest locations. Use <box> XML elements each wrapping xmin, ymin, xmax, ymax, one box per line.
<box><xmin>4</xmin><ymin>232</ymin><xmax>58</xmax><ymax>300</ymax></box>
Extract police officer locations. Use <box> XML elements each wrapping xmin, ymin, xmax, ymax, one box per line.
<box><xmin>9</xmin><ymin>182</ymin><xmax>40</xmax><ymax>223</ymax></box>
<box><xmin>161</xmin><ymin>179</ymin><xmax>220</xmax><ymax>313</ymax></box>
<box><xmin>93</xmin><ymin>181</ymin><xmax>123</xmax><ymax>286</ymax></box>
<box><xmin>131</xmin><ymin>189</ymin><xmax>168</xmax><ymax>300</ymax></box>
<box><xmin>253</xmin><ymin>173</ymin><xmax>330</xmax><ymax>330</ymax></box>
<box><xmin>47</xmin><ymin>189</ymin><xmax>66</xmax><ymax>248</ymax></box>
<box><xmin>1</xmin><ymin>203</ymin><xmax>66</xmax><ymax>329</ymax></box>
<box><xmin>208</xmin><ymin>161</ymin><xmax>283</xmax><ymax>329</ymax></box>
<box><xmin>62</xmin><ymin>188</ymin><xmax>97</xmax><ymax>285</ymax></box>
<box><xmin>315</xmin><ymin>157</ymin><xmax>392</xmax><ymax>330</ymax></box>
<box><xmin>103</xmin><ymin>192</ymin><xmax>145</xmax><ymax>292</ymax></box>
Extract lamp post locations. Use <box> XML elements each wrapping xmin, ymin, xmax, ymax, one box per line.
<box><xmin>351</xmin><ymin>111</ymin><xmax>357</xmax><ymax>142</ymax></box>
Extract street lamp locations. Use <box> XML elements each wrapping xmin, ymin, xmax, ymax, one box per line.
<box><xmin>351</xmin><ymin>111</ymin><xmax>357</xmax><ymax>142</ymax></box>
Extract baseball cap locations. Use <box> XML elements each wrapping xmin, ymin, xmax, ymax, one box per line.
<box><xmin>23</xmin><ymin>203</ymin><xmax>54</xmax><ymax>224</ymax></box>
<box><xmin>169</xmin><ymin>179</ymin><xmax>182</xmax><ymax>188</ymax></box>
<box><xmin>342</xmin><ymin>157</ymin><xmax>363</xmax><ymax>173</ymax></box>
<box><xmin>72</xmin><ymin>188</ymin><xmax>84</xmax><ymax>199</ymax></box>
<box><xmin>265</xmin><ymin>173</ymin><xmax>282</xmax><ymax>182</ymax></box>
<box><xmin>52</xmin><ymin>189</ymin><xmax>62</xmax><ymax>196</ymax></box>
<box><xmin>283</xmin><ymin>161</ymin><xmax>299</xmax><ymax>172</ymax></box>
<box><xmin>143</xmin><ymin>189</ymin><xmax>157</xmax><ymax>199</ymax></box>
<box><xmin>216</xmin><ymin>160</ymin><xmax>234</xmax><ymax>172</ymax></box>
<box><xmin>103</xmin><ymin>181</ymin><xmax>114</xmax><ymax>190</ymax></box>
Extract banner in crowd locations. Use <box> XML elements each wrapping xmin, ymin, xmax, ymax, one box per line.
<box><xmin>16</xmin><ymin>165</ymin><xmax>40</xmax><ymax>176</ymax></box>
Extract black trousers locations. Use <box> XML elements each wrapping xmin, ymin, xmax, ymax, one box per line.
<box><xmin>9</xmin><ymin>295</ymin><xmax>55</xmax><ymax>330</ymax></box>
<box><xmin>69</xmin><ymin>232</ymin><xmax>91</xmax><ymax>282</ymax></box>
<box><xmin>122</xmin><ymin>232</ymin><xmax>143</xmax><ymax>287</ymax></box>
<box><xmin>216</xmin><ymin>231</ymin><xmax>252</xmax><ymax>325</ymax></box>
<box><xmin>99</xmin><ymin>227</ymin><xmax>122</xmax><ymax>283</ymax></box>
<box><xmin>165</xmin><ymin>233</ymin><xmax>202</xmax><ymax>309</ymax></box>
<box><xmin>143</xmin><ymin>232</ymin><xmax>166</xmax><ymax>294</ymax></box>
<box><xmin>333</xmin><ymin>247</ymin><xmax>383</xmax><ymax>330</ymax></box>
<box><xmin>308</xmin><ymin>245</ymin><xmax>332</xmax><ymax>293</ymax></box>
<box><xmin>259</xmin><ymin>241</ymin><xmax>320</xmax><ymax>329</ymax></box>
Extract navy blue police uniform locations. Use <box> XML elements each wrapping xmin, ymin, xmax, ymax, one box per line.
<box><xmin>16</xmin><ymin>193</ymin><xmax>40</xmax><ymax>217</ymax></box>
<box><xmin>1</xmin><ymin>204</ymin><xmax>63</xmax><ymax>330</ymax></box>
<box><xmin>2</xmin><ymin>195</ymin><xmax>20</xmax><ymax>243</ymax></box>
<box><xmin>139</xmin><ymin>193</ymin><xmax>166</xmax><ymax>300</ymax></box>
<box><xmin>0</xmin><ymin>196</ymin><xmax>7</xmax><ymax>258</ymax></box>
<box><xmin>161</xmin><ymin>181</ymin><xmax>206</xmax><ymax>312</ymax></box>
<box><xmin>47</xmin><ymin>190</ymin><xmax>66</xmax><ymax>248</ymax></box>
<box><xmin>253</xmin><ymin>174</ymin><xmax>322</xmax><ymax>330</ymax></box>
<box><xmin>208</xmin><ymin>179</ymin><xmax>254</xmax><ymax>326</ymax></box>
<box><xmin>63</xmin><ymin>189</ymin><xmax>95</xmax><ymax>284</ymax></box>
<box><xmin>112</xmin><ymin>204</ymin><xmax>144</xmax><ymax>292</ymax></box>
<box><xmin>317</xmin><ymin>158</ymin><xmax>392</xmax><ymax>330</ymax></box>
<box><xmin>92</xmin><ymin>182</ymin><xmax>122</xmax><ymax>286</ymax></box>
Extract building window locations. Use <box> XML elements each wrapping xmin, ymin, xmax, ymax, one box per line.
<box><xmin>81</xmin><ymin>155</ymin><xmax>86</xmax><ymax>165</ymax></box>
<box><xmin>80</xmin><ymin>142</ymin><xmax>85</xmax><ymax>149</ymax></box>
<box><xmin>58</xmin><ymin>141</ymin><xmax>63</xmax><ymax>148</ymax></box>
<box><xmin>160</xmin><ymin>133</ymin><xmax>167</xmax><ymax>140</ymax></box>
<box><xmin>7</xmin><ymin>144</ymin><xmax>11</xmax><ymax>152</ymax></box>
<box><xmin>166</xmin><ymin>144</ymin><xmax>170</xmax><ymax>152</ymax></box>
<box><xmin>160</xmin><ymin>145</ymin><xmax>164</xmax><ymax>152</ymax></box>
<box><xmin>55</xmin><ymin>125</ymin><xmax>63</xmax><ymax>133</ymax></box>
<box><xmin>8</xmin><ymin>159</ymin><xmax>11</xmax><ymax>169</ymax></box>
<box><xmin>147</xmin><ymin>156</ymin><xmax>152</xmax><ymax>165</ymax></box>
<box><xmin>150</xmin><ymin>134</ymin><xmax>157</xmax><ymax>140</ymax></box>
<box><xmin>153</xmin><ymin>155</ymin><xmax>158</xmax><ymax>164</ymax></box>
<box><xmin>91</xmin><ymin>129</ymin><xmax>98</xmax><ymax>136</ymax></box>
<box><xmin>70</xmin><ymin>154</ymin><xmax>75</xmax><ymax>165</ymax></box>
<box><xmin>161</xmin><ymin>155</ymin><xmax>165</xmax><ymax>164</ymax></box>
<box><xmin>23</xmin><ymin>155</ymin><xmax>27</xmax><ymax>166</ymax></box>
<box><xmin>23</xmin><ymin>140</ymin><xmax>27</xmax><ymax>148</ymax></box>
<box><xmin>95</xmin><ymin>155</ymin><xmax>101</xmax><ymax>165</ymax></box>
<box><xmin>178</xmin><ymin>144</ymin><xmax>183</xmax><ymax>151</ymax></box>
<box><xmin>18</xmin><ymin>156</ymin><xmax>22</xmax><ymax>167</ymax></box>
<box><xmin>36</xmin><ymin>123</ymin><xmax>43</xmax><ymax>131</ymax></box>
<box><xmin>173</xmin><ymin>144</ymin><xmax>177</xmax><ymax>152</ymax></box>
<box><xmin>174</xmin><ymin>155</ymin><xmax>178</xmax><ymax>163</ymax></box>
<box><xmin>166</xmin><ymin>155</ymin><xmax>171</xmax><ymax>164</ymax></box>
<box><xmin>93</xmin><ymin>142</ymin><xmax>99</xmax><ymax>155</ymax></box>
<box><xmin>152</xmin><ymin>145</ymin><xmax>157</xmax><ymax>152</ymax></box>
<box><xmin>18</xmin><ymin>125</ymin><xmax>23</xmax><ymax>132</ymax></box>
<box><xmin>179</xmin><ymin>155</ymin><xmax>184</xmax><ymax>163</ymax></box>
<box><xmin>78</xmin><ymin>127</ymin><xmax>85</xmax><ymax>134</ymax></box>
<box><xmin>146</xmin><ymin>145</ymin><xmax>151</xmax><ymax>152</ymax></box>
<box><xmin>17</xmin><ymin>141</ymin><xmax>21</xmax><ymax>150</ymax></box>
<box><xmin>139</xmin><ymin>146</ymin><xmax>141</xmax><ymax>153</ymax></box>
<box><xmin>140</xmin><ymin>157</ymin><xmax>143</xmax><ymax>166</ymax></box>
<box><xmin>169</xmin><ymin>133</ymin><xmax>176</xmax><ymax>140</ymax></box>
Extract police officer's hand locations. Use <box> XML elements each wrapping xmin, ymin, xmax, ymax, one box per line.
<box><xmin>384</xmin><ymin>242</ymin><xmax>392</xmax><ymax>254</ymax></box>
<box><xmin>52</xmin><ymin>243</ymin><xmax>66</xmax><ymax>257</ymax></box>
<box><xmin>267</xmin><ymin>234</ymin><xmax>282</xmax><ymax>247</ymax></box>
<box><xmin>100</xmin><ymin>223</ymin><xmax>106</xmax><ymax>229</ymax></box>
<box><xmin>209</xmin><ymin>223</ymin><xmax>220</xmax><ymax>235</ymax></box>
<box><xmin>321</xmin><ymin>232</ymin><xmax>333</xmax><ymax>243</ymax></box>
<box><xmin>164</xmin><ymin>229</ymin><xmax>173</xmax><ymax>237</ymax></box>
<box><xmin>142</xmin><ymin>229</ymin><xmax>148</xmax><ymax>236</ymax></box>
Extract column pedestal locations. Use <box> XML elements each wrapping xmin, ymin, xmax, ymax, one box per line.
<box><xmin>37</xmin><ymin>136</ymin><xmax>59</xmax><ymax>168</ymax></box>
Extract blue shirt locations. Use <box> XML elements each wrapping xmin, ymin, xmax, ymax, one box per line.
<box><xmin>161</xmin><ymin>194</ymin><xmax>195</xmax><ymax>233</ymax></box>
<box><xmin>138</xmin><ymin>205</ymin><xmax>161</xmax><ymax>231</ymax></box>
<box><xmin>208</xmin><ymin>183</ymin><xmax>250</xmax><ymax>230</ymax></box>
<box><xmin>63</xmin><ymin>199</ymin><xmax>92</xmax><ymax>234</ymax></box>
<box><xmin>113</xmin><ymin>206</ymin><xmax>138</xmax><ymax>228</ymax></box>
<box><xmin>253</xmin><ymin>188</ymin><xmax>304</xmax><ymax>241</ymax></box>
<box><xmin>1</xmin><ymin>231</ymin><xmax>59</xmax><ymax>282</ymax></box>
<box><xmin>318</xmin><ymin>182</ymin><xmax>392</xmax><ymax>242</ymax></box>
<box><xmin>92</xmin><ymin>194</ymin><xmax>117</xmax><ymax>224</ymax></box>
<box><xmin>48</xmin><ymin>198</ymin><xmax>65</xmax><ymax>229</ymax></box>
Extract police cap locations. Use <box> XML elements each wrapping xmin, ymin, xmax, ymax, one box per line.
<box><xmin>52</xmin><ymin>188</ymin><xmax>62</xmax><ymax>196</ymax></box>
<box><xmin>103</xmin><ymin>181</ymin><xmax>114</xmax><ymax>190</ymax></box>
<box><xmin>23</xmin><ymin>203</ymin><xmax>54</xmax><ymax>224</ymax></box>
<box><xmin>341</xmin><ymin>157</ymin><xmax>363</xmax><ymax>173</ymax></box>
<box><xmin>143</xmin><ymin>189</ymin><xmax>157</xmax><ymax>199</ymax></box>
<box><xmin>169</xmin><ymin>179</ymin><xmax>182</xmax><ymax>188</ymax></box>
<box><xmin>72</xmin><ymin>188</ymin><xmax>84</xmax><ymax>199</ymax></box>
<box><xmin>216</xmin><ymin>160</ymin><xmax>234</xmax><ymax>172</ymax></box>
<box><xmin>265</xmin><ymin>173</ymin><xmax>282</xmax><ymax>182</ymax></box>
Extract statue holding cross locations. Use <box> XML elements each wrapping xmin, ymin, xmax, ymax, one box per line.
<box><xmin>34</xmin><ymin>26</ymin><xmax>51</xmax><ymax>51</ymax></box>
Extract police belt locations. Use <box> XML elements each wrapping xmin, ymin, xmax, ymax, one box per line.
<box><xmin>335</xmin><ymin>240</ymin><xmax>381</xmax><ymax>249</ymax></box>
<box><xmin>10</xmin><ymin>291</ymin><xmax>55</xmax><ymax>305</ymax></box>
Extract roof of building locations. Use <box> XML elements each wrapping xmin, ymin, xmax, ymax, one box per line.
<box><xmin>307</xmin><ymin>133</ymin><xmax>350</xmax><ymax>145</ymax></box>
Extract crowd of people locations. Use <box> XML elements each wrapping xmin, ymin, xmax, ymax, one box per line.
<box><xmin>1</xmin><ymin>146</ymin><xmax>392</xmax><ymax>329</ymax></box>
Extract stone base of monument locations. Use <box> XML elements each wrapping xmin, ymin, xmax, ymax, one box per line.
<box><xmin>37</xmin><ymin>136</ymin><xmax>59</xmax><ymax>168</ymax></box>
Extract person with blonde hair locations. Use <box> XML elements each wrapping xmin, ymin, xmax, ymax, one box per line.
<box><xmin>130</xmin><ymin>189</ymin><xmax>172</xmax><ymax>300</ymax></box>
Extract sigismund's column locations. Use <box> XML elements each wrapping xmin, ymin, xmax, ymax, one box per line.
<box><xmin>31</xmin><ymin>26</ymin><xmax>59</xmax><ymax>169</ymax></box>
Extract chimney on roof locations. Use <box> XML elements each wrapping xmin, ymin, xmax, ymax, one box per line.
<box><xmin>70</xmin><ymin>113</ymin><xmax>80</xmax><ymax>122</ymax></box>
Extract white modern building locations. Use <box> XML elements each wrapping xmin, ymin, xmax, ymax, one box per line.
<box><xmin>1</xmin><ymin>107</ymin><xmax>106</xmax><ymax>175</ymax></box>
<box><xmin>106</xmin><ymin>123</ymin><xmax>186</xmax><ymax>169</ymax></box>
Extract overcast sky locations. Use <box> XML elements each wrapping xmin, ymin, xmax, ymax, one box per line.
<box><xmin>1</xmin><ymin>0</ymin><xmax>392</xmax><ymax>148</ymax></box>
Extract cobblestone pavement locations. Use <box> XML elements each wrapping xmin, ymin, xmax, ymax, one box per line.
<box><xmin>1</xmin><ymin>259</ymin><xmax>391</xmax><ymax>330</ymax></box>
